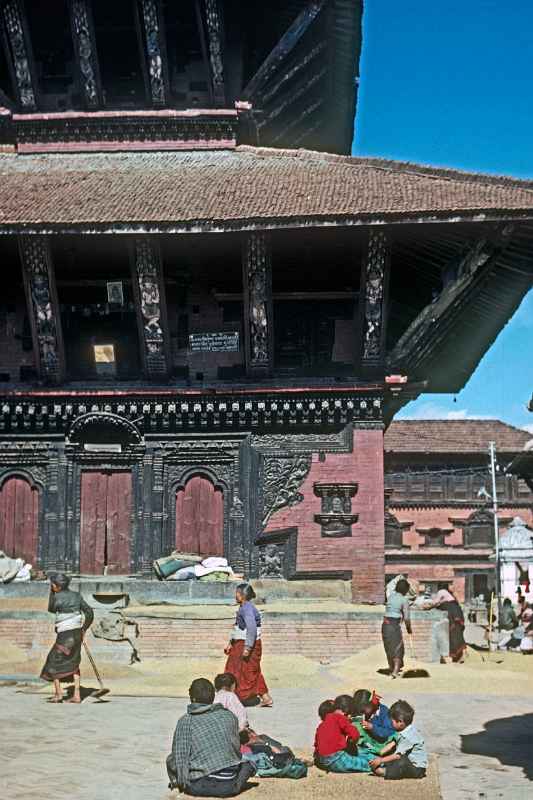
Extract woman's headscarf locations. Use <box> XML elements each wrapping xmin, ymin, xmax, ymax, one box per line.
<box><xmin>49</xmin><ymin>572</ymin><xmax>70</xmax><ymax>591</ymax></box>
<box><xmin>434</xmin><ymin>589</ymin><xmax>455</xmax><ymax>605</ymax></box>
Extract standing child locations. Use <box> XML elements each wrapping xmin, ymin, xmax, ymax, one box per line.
<box><xmin>370</xmin><ymin>700</ymin><xmax>427</xmax><ymax>780</ymax></box>
<box><xmin>314</xmin><ymin>695</ymin><xmax>373</xmax><ymax>773</ymax></box>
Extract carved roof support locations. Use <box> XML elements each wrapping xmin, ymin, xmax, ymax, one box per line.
<box><xmin>19</xmin><ymin>235</ymin><xmax>65</xmax><ymax>384</ymax></box>
<box><xmin>242</xmin><ymin>231</ymin><xmax>273</xmax><ymax>377</ymax></box>
<box><xmin>358</xmin><ymin>229</ymin><xmax>391</xmax><ymax>374</ymax></box>
<box><xmin>130</xmin><ymin>237</ymin><xmax>171</xmax><ymax>380</ymax></box>
<box><xmin>137</xmin><ymin>0</ymin><xmax>169</xmax><ymax>107</ymax></box>
<box><xmin>203</xmin><ymin>0</ymin><xmax>225</xmax><ymax>106</ymax></box>
<box><xmin>68</xmin><ymin>0</ymin><xmax>102</xmax><ymax>108</ymax></box>
<box><xmin>1</xmin><ymin>0</ymin><xmax>37</xmax><ymax>109</ymax></box>
<box><xmin>388</xmin><ymin>223</ymin><xmax>515</xmax><ymax>383</ymax></box>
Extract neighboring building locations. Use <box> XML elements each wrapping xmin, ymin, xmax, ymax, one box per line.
<box><xmin>1</xmin><ymin>2</ymin><xmax>533</xmax><ymax>603</ymax></box>
<box><xmin>384</xmin><ymin>420</ymin><xmax>533</xmax><ymax>603</ymax></box>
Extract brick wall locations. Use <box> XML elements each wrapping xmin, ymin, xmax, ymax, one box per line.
<box><xmin>266</xmin><ymin>428</ymin><xmax>385</xmax><ymax>603</ymax></box>
<box><xmin>0</xmin><ymin>610</ymin><xmax>441</xmax><ymax>665</ymax></box>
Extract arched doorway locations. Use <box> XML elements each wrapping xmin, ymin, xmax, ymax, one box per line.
<box><xmin>175</xmin><ymin>475</ymin><xmax>224</xmax><ymax>556</ymax></box>
<box><xmin>0</xmin><ymin>476</ymin><xmax>39</xmax><ymax>565</ymax></box>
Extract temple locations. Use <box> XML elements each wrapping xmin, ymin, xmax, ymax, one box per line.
<box><xmin>1</xmin><ymin>0</ymin><xmax>533</xmax><ymax>602</ymax></box>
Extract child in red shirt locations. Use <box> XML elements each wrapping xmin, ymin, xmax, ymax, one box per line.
<box><xmin>314</xmin><ymin>696</ymin><xmax>373</xmax><ymax>773</ymax></box>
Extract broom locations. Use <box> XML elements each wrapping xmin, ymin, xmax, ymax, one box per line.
<box><xmin>82</xmin><ymin>639</ymin><xmax>110</xmax><ymax>699</ymax></box>
<box><xmin>402</xmin><ymin>634</ymin><xmax>430</xmax><ymax>678</ymax></box>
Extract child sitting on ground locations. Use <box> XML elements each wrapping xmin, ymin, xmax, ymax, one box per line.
<box><xmin>314</xmin><ymin>695</ymin><xmax>373</xmax><ymax>773</ymax></box>
<box><xmin>214</xmin><ymin>672</ymin><xmax>248</xmax><ymax>731</ymax></box>
<box><xmin>370</xmin><ymin>699</ymin><xmax>428</xmax><ymax>780</ymax></box>
<box><xmin>352</xmin><ymin>689</ymin><xmax>396</xmax><ymax>754</ymax></box>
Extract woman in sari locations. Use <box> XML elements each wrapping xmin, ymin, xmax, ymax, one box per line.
<box><xmin>430</xmin><ymin>588</ymin><xmax>466</xmax><ymax>663</ymax></box>
<box><xmin>40</xmin><ymin>573</ymin><xmax>94</xmax><ymax>703</ymax></box>
<box><xmin>224</xmin><ymin>583</ymin><xmax>272</xmax><ymax>708</ymax></box>
<box><xmin>381</xmin><ymin>578</ymin><xmax>412</xmax><ymax>678</ymax></box>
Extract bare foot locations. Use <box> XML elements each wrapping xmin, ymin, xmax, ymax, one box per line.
<box><xmin>67</xmin><ymin>696</ymin><xmax>81</xmax><ymax>704</ymax></box>
<box><xmin>48</xmin><ymin>696</ymin><xmax>63</xmax><ymax>703</ymax></box>
<box><xmin>259</xmin><ymin>693</ymin><xmax>273</xmax><ymax>707</ymax></box>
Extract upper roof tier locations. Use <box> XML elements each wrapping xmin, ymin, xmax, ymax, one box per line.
<box><xmin>1</xmin><ymin>146</ymin><xmax>533</xmax><ymax>231</ymax></box>
<box><xmin>0</xmin><ymin>0</ymin><xmax>362</xmax><ymax>154</ymax></box>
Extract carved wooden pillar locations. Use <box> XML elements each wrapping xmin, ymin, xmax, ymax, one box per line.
<box><xmin>131</xmin><ymin>237</ymin><xmax>171</xmax><ymax>380</ymax></box>
<box><xmin>1</xmin><ymin>0</ymin><xmax>38</xmax><ymax>110</ymax></box>
<box><xmin>137</xmin><ymin>0</ymin><xmax>169</xmax><ymax>107</ymax></box>
<box><xmin>68</xmin><ymin>0</ymin><xmax>102</xmax><ymax>108</ymax></box>
<box><xmin>19</xmin><ymin>236</ymin><xmax>65</xmax><ymax>384</ymax></box>
<box><xmin>358</xmin><ymin>229</ymin><xmax>390</xmax><ymax>373</ymax></box>
<box><xmin>242</xmin><ymin>231</ymin><xmax>273</xmax><ymax>377</ymax></box>
<box><xmin>204</xmin><ymin>0</ymin><xmax>225</xmax><ymax>106</ymax></box>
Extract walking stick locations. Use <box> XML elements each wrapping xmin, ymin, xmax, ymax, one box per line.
<box><xmin>487</xmin><ymin>592</ymin><xmax>495</xmax><ymax>660</ymax></box>
<box><xmin>82</xmin><ymin>638</ymin><xmax>110</xmax><ymax>698</ymax></box>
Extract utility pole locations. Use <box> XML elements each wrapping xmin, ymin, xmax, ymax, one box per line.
<box><xmin>489</xmin><ymin>441</ymin><xmax>501</xmax><ymax>618</ymax></box>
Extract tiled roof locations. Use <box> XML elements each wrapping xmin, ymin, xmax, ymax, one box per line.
<box><xmin>1</xmin><ymin>146</ymin><xmax>533</xmax><ymax>230</ymax></box>
<box><xmin>384</xmin><ymin>420</ymin><xmax>532</xmax><ymax>455</ymax></box>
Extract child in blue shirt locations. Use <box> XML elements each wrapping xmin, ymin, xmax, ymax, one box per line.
<box><xmin>370</xmin><ymin>699</ymin><xmax>428</xmax><ymax>780</ymax></box>
<box><xmin>352</xmin><ymin>689</ymin><xmax>396</xmax><ymax>754</ymax></box>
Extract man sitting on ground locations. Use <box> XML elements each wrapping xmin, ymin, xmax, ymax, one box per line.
<box><xmin>167</xmin><ymin>677</ymin><xmax>255</xmax><ymax>797</ymax></box>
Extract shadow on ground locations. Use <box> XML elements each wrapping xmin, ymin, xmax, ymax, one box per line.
<box><xmin>461</xmin><ymin>713</ymin><xmax>533</xmax><ymax>781</ymax></box>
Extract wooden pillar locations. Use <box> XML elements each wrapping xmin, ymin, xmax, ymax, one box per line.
<box><xmin>137</xmin><ymin>0</ymin><xmax>169</xmax><ymax>107</ymax></box>
<box><xmin>19</xmin><ymin>235</ymin><xmax>65</xmax><ymax>384</ymax></box>
<box><xmin>204</xmin><ymin>0</ymin><xmax>225</xmax><ymax>106</ymax></box>
<box><xmin>358</xmin><ymin>229</ymin><xmax>390</xmax><ymax>374</ymax></box>
<box><xmin>130</xmin><ymin>237</ymin><xmax>171</xmax><ymax>380</ymax></box>
<box><xmin>242</xmin><ymin>231</ymin><xmax>273</xmax><ymax>377</ymax></box>
<box><xmin>1</xmin><ymin>0</ymin><xmax>38</xmax><ymax>110</ymax></box>
<box><xmin>68</xmin><ymin>0</ymin><xmax>102</xmax><ymax>108</ymax></box>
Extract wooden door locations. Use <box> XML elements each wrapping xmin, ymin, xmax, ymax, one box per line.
<box><xmin>0</xmin><ymin>476</ymin><xmax>39</xmax><ymax>565</ymax></box>
<box><xmin>80</xmin><ymin>471</ymin><xmax>132</xmax><ymax>574</ymax></box>
<box><xmin>175</xmin><ymin>475</ymin><xmax>223</xmax><ymax>556</ymax></box>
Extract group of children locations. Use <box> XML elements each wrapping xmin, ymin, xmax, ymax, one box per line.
<box><xmin>314</xmin><ymin>689</ymin><xmax>428</xmax><ymax>780</ymax></box>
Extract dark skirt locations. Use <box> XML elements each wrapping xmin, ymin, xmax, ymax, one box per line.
<box><xmin>224</xmin><ymin>640</ymin><xmax>268</xmax><ymax>702</ymax></box>
<box><xmin>441</xmin><ymin>601</ymin><xmax>466</xmax><ymax>662</ymax></box>
<box><xmin>382</xmin><ymin>617</ymin><xmax>404</xmax><ymax>671</ymax></box>
<box><xmin>41</xmin><ymin>628</ymin><xmax>82</xmax><ymax>683</ymax></box>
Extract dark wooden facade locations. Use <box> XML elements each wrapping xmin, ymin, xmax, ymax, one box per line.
<box><xmin>1</xmin><ymin>1</ymin><xmax>533</xmax><ymax>602</ymax></box>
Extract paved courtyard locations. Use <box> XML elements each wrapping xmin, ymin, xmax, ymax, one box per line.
<box><xmin>0</xmin><ymin>685</ymin><xmax>531</xmax><ymax>800</ymax></box>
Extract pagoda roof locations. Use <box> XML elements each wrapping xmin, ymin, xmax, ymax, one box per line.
<box><xmin>1</xmin><ymin>146</ymin><xmax>533</xmax><ymax>233</ymax></box>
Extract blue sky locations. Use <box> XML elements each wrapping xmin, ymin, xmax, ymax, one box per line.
<box><xmin>352</xmin><ymin>0</ymin><xmax>533</xmax><ymax>431</ymax></box>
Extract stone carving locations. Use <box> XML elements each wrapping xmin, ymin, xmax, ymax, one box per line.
<box><xmin>67</xmin><ymin>412</ymin><xmax>143</xmax><ymax>445</ymax></box>
<box><xmin>70</xmin><ymin>0</ymin><xmax>99</xmax><ymax>107</ymax></box>
<box><xmin>204</xmin><ymin>0</ymin><xmax>225</xmax><ymax>105</ymax></box>
<box><xmin>244</xmin><ymin>232</ymin><xmax>271</xmax><ymax>368</ymax></box>
<box><xmin>140</xmin><ymin>0</ymin><xmax>166</xmax><ymax>105</ymax></box>
<box><xmin>2</xmin><ymin>0</ymin><xmax>36</xmax><ymax>108</ymax></box>
<box><xmin>361</xmin><ymin>230</ymin><xmax>388</xmax><ymax>361</ymax></box>
<box><xmin>133</xmin><ymin>238</ymin><xmax>168</xmax><ymax>376</ymax></box>
<box><xmin>499</xmin><ymin>516</ymin><xmax>533</xmax><ymax>560</ymax></box>
<box><xmin>313</xmin><ymin>483</ymin><xmax>358</xmax><ymax>537</ymax></box>
<box><xmin>258</xmin><ymin>543</ymin><xmax>283</xmax><ymax>578</ymax></box>
<box><xmin>262</xmin><ymin>455</ymin><xmax>311</xmax><ymax>527</ymax></box>
<box><xmin>19</xmin><ymin>236</ymin><xmax>62</xmax><ymax>382</ymax></box>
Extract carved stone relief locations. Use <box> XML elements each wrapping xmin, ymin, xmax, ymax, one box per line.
<box><xmin>243</xmin><ymin>232</ymin><xmax>272</xmax><ymax>370</ymax></box>
<box><xmin>361</xmin><ymin>230</ymin><xmax>388</xmax><ymax>361</ymax></box>
<box><xmin>2</xmin><ymin>0</ymin><xmax>36</xmax><ymax>108</ymax></box>
<box><xmin>262</xmin><ymin>454</ymin><xmax>311</xmax><ymax>527</ymax></box>
<box><xmin>70</xmin><ymin>0</ymin><xmax>100</xmax><ymax>107</ymax></box>
<box><xmin>139</xmin><ymin>0</ymin><xmax>166</xmax><ymax>105</ymax></box>
<box><xmin>314</xmin><ymin>483</ymin><xmax>358</xmax><ymax>537</ymax></box>
<box><xmin>19</xmin><ymin>236</ymin><xmax>63</xmax><ymax>383</ymax></box>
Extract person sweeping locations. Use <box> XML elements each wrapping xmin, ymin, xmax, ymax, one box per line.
<box><xmin>40</xmin><ymin>573</ymin><xmax>94</xmax><ymax>703</ymax></box>
<box><xmin>382</xmin><ymin>578</ymin><xmax>412</xmax><ymax>679</ymax></box>
<box><xmin>224</xmin><ymin>583</ymin><xmax>272</xmax><ymax>708</ymax></box>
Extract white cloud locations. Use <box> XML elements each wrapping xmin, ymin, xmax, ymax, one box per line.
<box><xmin>398</xmin><ymin>401</ymin><xmax>495</xmax><ymax>421</ymax></box>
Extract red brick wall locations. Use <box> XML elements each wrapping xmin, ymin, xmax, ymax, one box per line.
<box><xmin>0</xmin><ymin>611</ymin><xmax>438</xmax><ymax>665</ymax></box>
<box><xmin>266</xmin><ymin>428</ymin><xmax>385</xmax><ymax>603</ymax></box>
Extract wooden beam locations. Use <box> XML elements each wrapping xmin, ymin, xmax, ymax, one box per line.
<box><xmin>257</xmin><ymin>67</ymin><xmax>326</xmax><ymax>129</ymax></box>
<box><xmin>242</xmin><ymin>231</ymin><xmax>273</xmax><ymax>377</ymax></box>
<box><xmin>261</xmin><ymin>41</ymin><xmax>326</xmax><ymax>105</ymax></box>
<box><xmin>203</xmin><ymin>0</ymin><xmax>225</xmax><ymax>106</ymax></box>
<box><xmin>137</xmin><ymin>0</ymin><xmax>169</xmax><ymax>107</ymax></box>
<box><xmin>1</xmin><ymin>0</ymin><xmax>38</xmax><ymax>110</ymax></box>
<box><xmin>130</xmin><ymin>237</ymin><xmax>171</xmax><ymax>380</ymax></box>
<box><xmin>68</xmin><ymin>0</ymin><xmax>102</xmax><ymax>109</ymax></box>
<box><xmin>357</xmin><ymin>230</ymin><xmax>391</xmax><ymax>373</ymax></box>
<box><xmin>270</xmin><ymin>98</ymin><xmax>323</xmax><ymax>145</ymax></box>
<box><xmin>19</xmin><ymin>235</ymin><xmax>65</xmax><ymax>384</ymax></box>
<box><xmin>194</xmin><ymin>0</ymin><xmax>213</xmax><ymax>105</ymax></box>
<box><xmin>242</xmin><ymin>0</ymin><xmax>325</xmax><ymax>100</ymax></box>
